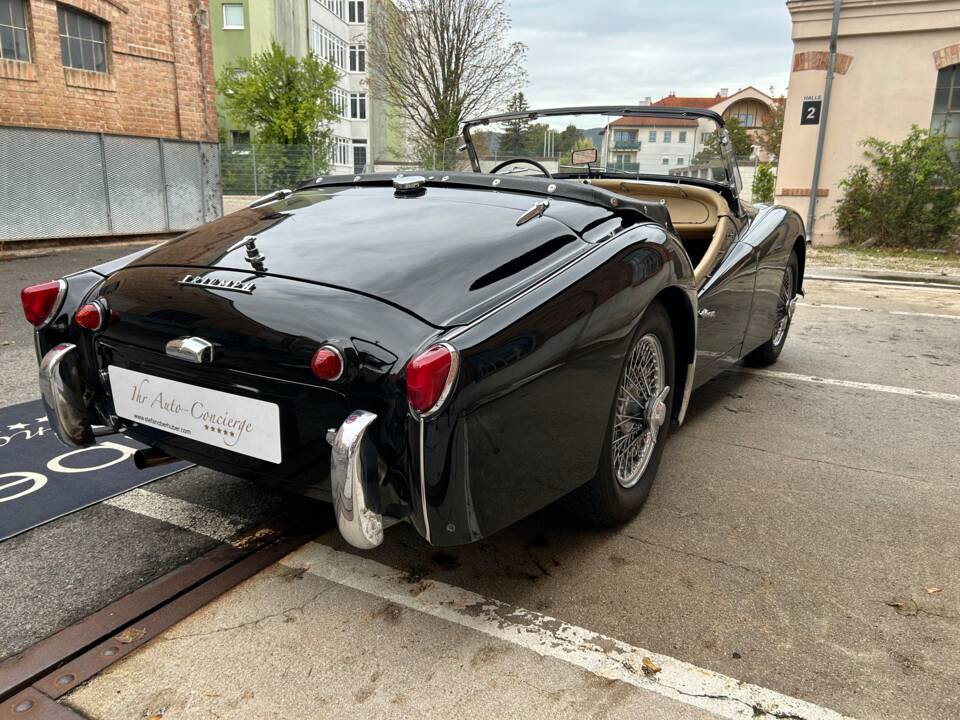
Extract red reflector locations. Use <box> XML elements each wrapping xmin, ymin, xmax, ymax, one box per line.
<box><xmin>20</xmin><ymin>280</ymin><xmax>65</xmax><ymax>327</ymax></box>
<box><xmin>406</xmin><ymin>344</ymin><xmax>457</xmax><ymax>416</ymax></box>
<box><xmin>74</xmin><ymin>303</ymin><xmax>104</xmax><ymax>330</ymax></box>
<box><xmin>311</xmin><ymin>345</ymin><xmax>344</xmax><ymax>381</ymax></box>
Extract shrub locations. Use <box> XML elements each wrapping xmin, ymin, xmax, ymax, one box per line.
<box><xmin>834</xmin><ymin>127</ymin><xmax>960</xmax><ymax>248</ymax></box>
<box><xmin>752</xmin><ymin>163</ymin><xmax>776</xmax><ymax>204</ymax></box>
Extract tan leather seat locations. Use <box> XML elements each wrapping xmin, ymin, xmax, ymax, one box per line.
<box><xmin>585</xmin><ymin>179</ymin><xmax>732</xmax><ymax>285</ymax></box>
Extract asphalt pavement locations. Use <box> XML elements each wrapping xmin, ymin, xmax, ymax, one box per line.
<box><xmin>1</xmin><ymin>243</ymin><xmax>958</xmax><ymax>719</ymax></box>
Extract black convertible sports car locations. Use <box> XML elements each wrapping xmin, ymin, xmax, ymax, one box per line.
<box><xmin>23</xmin><ymin>107</ymin><xmax>804</xmax><ymax>549</ymax></box>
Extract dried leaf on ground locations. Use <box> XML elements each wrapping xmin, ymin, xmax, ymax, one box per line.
<box><xmin>885</xmin><ymin>598</ymin><xmax>919</xmax><ymax>616</ymax></box>
<box><xmin>925</xmin><ymin>587</ymin><xmax>943</xmax><ymax>594</ymax></box>
<box><xmin>641</xmin><ymin>657</ymin><xmax>662</xmax><ymax>675</ymax></box>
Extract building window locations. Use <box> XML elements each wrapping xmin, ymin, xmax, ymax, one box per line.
<box><xmin>311</xmin><ymin>22</ymin><xmax>345</xmax><ymax>69</ymax></box>
<box><xmin>58</xmin><ymin>6</ymin><xmax>107</xmax><ymax>73</ymax></box>
<box><xmin>648</xmin><ymin>130</ymin><xmax>657</xmax><ymax>143</ymax></box>
<box><xmin>349</xmin><ymin>44</ymin><xmax>365</xmax><ymax>72</ymax></box>
<box><xmin>661</xmin><ymin>157</ymin><xmax>669</xmax><ymax>165</ymax></box>
<box><xmin>319</xmin><ymin>0</ymin><xmax>344</xmax><ymax>18</ymax></box>
<box><xmin>932</xmin><ymin>64</ymin><xmax>960</xmax><ymax>150</ymax></box>
<box><xmin>353</xmin><ymin>139</ymin><xmax>367</xmax><ymax>173</ymax></box>
<box><xmin>733</xmin><ymin>112</ymin><xmax>755</xmax><ymax>127</ymax></box>
<box><xmin>676</xmin><ymin>156</ymin><xmax>685</xmax><ymax>165</ymax></box>
<box><xmin>331</xmin><ymin>86</ymin><xmax>348</xmax><ymax>117</ymax></box>
<box><xmin>222</xmin><ymin>3</ymin><xmax>244</xmax><ymax>29</ymax></box>
<box><xmin>678</xmin><ymin>131</ymin><xmax>687</xmax><ymax>143</ymax></box>
<box><xmin>231</xmin><ymin>130</ymin><xmax>250</xmax><ymax>145</ymax></box>
<box><xmin>0</xmin><ymin>0</ymin><xmax>30</xmax><ymax>62</ymax></box>
<box><xmin>347</xmin><ymin>0</ymin><xmax>364</xmax><ymax>23</ymax></box>
<box><xmin>349</xmin><ymin>91</ymin><xmax>366</xmax><ymax>120</ymax></box>
<box><xmin>663</xmin><ymin>130</ymin><xmax>672</xmax><ymax>143</ymax></box>
<box><xmin>332</xmin><ymin>136</ymin><xmax>351</xmax><ymax>167</ymax></box>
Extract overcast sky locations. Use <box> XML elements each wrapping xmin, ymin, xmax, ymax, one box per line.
<box><xmin>507</xmin><ymin>1</ymin><xmax>794</xmax><ymax>107</ymax></box>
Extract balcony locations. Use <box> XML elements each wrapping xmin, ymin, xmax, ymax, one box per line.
<box><xmin>613</xmin><ymin>139</ymin><xmax>641</xmax><ymax>150</ymax></box>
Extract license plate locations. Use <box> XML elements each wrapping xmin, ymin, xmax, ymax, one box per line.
<box><xmin>108</xmin><ymin>366</ymin><xmax>282</xmax><ymax>464</ymax></box>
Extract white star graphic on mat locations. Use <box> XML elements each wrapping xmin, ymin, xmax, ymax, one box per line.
<box><xmin>36</xmin><ymin>417</ymin><xmax>48</xmax><ymax>423</ymax></box>
<box><xmin>7</xmin><ymin>423</ymin><xmax>28</xmax><ymax>430</ymax></box>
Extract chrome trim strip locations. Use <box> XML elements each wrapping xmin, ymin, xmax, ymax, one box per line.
<box><xmin>248</xmin><ymin>188</ymin><xmax>292</xmax><ymax>208</ymax></box>
<box><xmin>419</xmin><ymin>415</ymin><xmax>431</xmax><ymax>543</ymax></box>
<box><xmin>677</xmin><ymin>360</ymin><xmax>696</xmax><ymax>426</ymax></box>
<box><xmin>330</xmin><ymin>410</ymin><xmax>384</xmax><ymax>550</ymax></box>
<box><xmin>39</xmin><ymin>343</ymin><xmax>95</xmax><ymax>449</ymax></box>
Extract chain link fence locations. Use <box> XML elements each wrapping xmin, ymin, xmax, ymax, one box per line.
<box><xmin>221</xmin><ymin>144</ymin><xmax>332</xmax><ymax>196</ymax></box>
<box><xmin>0</xmin><ymin>126</ymin><xmax>222</xmax><ymax>242</ymax></box>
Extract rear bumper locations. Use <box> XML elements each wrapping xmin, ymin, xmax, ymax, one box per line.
<box><xmin>39</xmin><ymin>343</ymin><xmax>95</xmax><ymax>449</ymax></box>
<box><xmin>330</xmin><ymin>410</ymin><xmax>384</xmax><ymax>549</ymax></box>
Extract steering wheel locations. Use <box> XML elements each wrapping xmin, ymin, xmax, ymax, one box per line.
<box><xmin>489</xmin><ymin>158</ymin><xmax>553</xmax><ymax>178</ymax></box>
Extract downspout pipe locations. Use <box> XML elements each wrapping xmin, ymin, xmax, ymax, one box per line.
<box><xmin>805</xmin><ymin>0</ymin><xmax>842</xmax><ymax>244</ymax></box>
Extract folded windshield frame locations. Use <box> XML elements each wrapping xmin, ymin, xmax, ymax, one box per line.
<box><xmin>460</xmin><ymin>105</ymin><xmax>741</xmax><ymax>194</ymax></box>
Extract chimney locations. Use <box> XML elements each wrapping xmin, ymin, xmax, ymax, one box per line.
<box><xmin>719</xmin><ymin>88</ymin><xmax>729</xmax><ymax>98</ymax></box>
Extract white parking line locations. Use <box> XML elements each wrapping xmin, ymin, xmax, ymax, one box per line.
<box><xmin>799</xmin><ymin>302</ymin><xmax>960</xmax><ymax>320</ymax></box>
<box><xmin>103</xmin><ymin>488</ymin><xmax>247</xmax><ymax>542</ymax></box>
<box><xmin>733</xmin><ymin>368</ymin><xmax>960</xmax><ymax>403</ymax></box>
<box><xmin>104</xmin><ymin>487</ymin><xmax>850</xmax><ymax>720</ymax></box>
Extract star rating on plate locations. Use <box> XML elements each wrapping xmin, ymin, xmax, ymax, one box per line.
<box><xmin>203</xmin><ymin>424</ymin><xmax>235</xmax><ymax>437</ymax></box>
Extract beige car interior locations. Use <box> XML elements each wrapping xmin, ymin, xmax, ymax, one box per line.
<box><xmin>584</xmin><ymin>179</ymin><xmax>734</xmax><ymax>286</ymax></box>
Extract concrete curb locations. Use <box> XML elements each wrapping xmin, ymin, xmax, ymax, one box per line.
<box><xmin>807</xmin><ymin>264</ymin><xmax>960</xmax><ymax>288</ymax></box>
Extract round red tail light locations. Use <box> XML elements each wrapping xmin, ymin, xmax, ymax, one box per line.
<box><xmin>74</xmin><ymin>303</ymin><xmax>105</xmax><ymax>330</ymax></box>
<box><xmin>20</xmin><ymin>280</ymin><xmax>66</xmax><ymax>327</ymax></box>
<box><xmin>406</xmin><ymin>343</ymin><xmax>459</xmax><ymax>416</ymax></box>
<box><xmin>311</xmin><ymin>345</ymin><xmax>344</xmax><ymax>381</ymax></box>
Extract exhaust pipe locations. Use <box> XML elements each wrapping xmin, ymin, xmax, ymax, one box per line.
<box><xmin>134</xmin><ymin>447</ymin><xmax>178</xmax><ymax>470</ymax></box>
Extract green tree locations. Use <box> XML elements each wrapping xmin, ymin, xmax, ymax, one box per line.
<box><xmin>501</xmin><ymin>92</ymin><xmax>531</xmax><ymax>155</ymax></box>
<box><xmin>696</xmin><ymin>116</ymin><xmax>754</xmax><ymax>163</ymax></box>
<box><xmin>834</xmin><ymin>126</ymin><xmax>960</xmax><ymax>248</ymax></box>
<box><xmin>751</xmin><ymin>163</ymin><xmax>776</xmax><ymax>204</ymax></box>
<box><xmin>217</xmin><ymin>41</ymin><xmax>340</xmax><ymax>148</ymax></box>
<box><xmin>758</xmin><ymin>98</ymin><xmax>785</xmax><ymax>159</ymax></box>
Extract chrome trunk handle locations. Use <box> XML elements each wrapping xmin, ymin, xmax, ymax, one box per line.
<box><xmin>165</xmin><ymin>337</ymin><xmax>216</xmax><ymax>364</ymax></box>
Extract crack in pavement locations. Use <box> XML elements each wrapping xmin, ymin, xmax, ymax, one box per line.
<box><xmin>621</xmin><ymin>533</ymin><xmax>764</xmax><ymax>581</ymax></box>
<box><xmin>160</xmin><ymin>586</ymin><xmax>333</xmax><ymax>642</ymax></box>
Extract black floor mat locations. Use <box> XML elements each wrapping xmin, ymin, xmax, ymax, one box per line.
<box><xmin>0</xmin><ymin>400</ymin><xmax>191</xmax><ymax>542</ymax></box>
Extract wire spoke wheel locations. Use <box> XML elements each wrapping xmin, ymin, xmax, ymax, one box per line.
<box><xmin>772</xmin><ymin>265</ymin><xmax>795</xmax><ymax>347</ymax></box>
<box><xmin>612</xmin><ymin>333</ymin><xmax>668</xmax><ymax>489</ymax></box>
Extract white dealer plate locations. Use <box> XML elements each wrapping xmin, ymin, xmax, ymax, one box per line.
<box><xmin>108</xmin><ymin>366</ymin><xmax>282</xmax><ymax>464</ymax></box>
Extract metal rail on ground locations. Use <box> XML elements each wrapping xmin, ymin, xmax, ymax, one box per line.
<box><xmin>0</xmin><ymin>512</ymin><xmax>329</xmax><ymax>719</ymax></box>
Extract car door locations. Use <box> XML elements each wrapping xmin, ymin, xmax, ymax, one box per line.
<box><xmin>693</xmin><ymin>209</ymin><xmax>758</xmax><ymax>386</ymax></box>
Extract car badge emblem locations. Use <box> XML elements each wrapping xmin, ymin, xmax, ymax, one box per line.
<box><xmin>178</xmin><ymin>274</ymin><xmax>256</xmax><ymax>294</ymax></box>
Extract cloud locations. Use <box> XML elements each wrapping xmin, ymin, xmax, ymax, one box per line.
<box><xmin>506</xmin><ymin>0</ymin><xmax>793</xmax><ymax>107</ymax></box>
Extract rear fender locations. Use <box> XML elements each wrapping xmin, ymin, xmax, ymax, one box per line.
<box><xmin>413</xmin><ymin>223</ymin><xmax>696</xmax><ymax>546</ymax></box>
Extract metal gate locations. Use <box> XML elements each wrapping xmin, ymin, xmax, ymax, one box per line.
<box><xmin>0</xmin><ymin>126</ymin><xmax>223</xmax><ymax>242</ymax></box>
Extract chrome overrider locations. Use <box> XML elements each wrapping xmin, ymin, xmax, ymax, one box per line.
<box><xmin>330</xmin><ymin>409</ymin><xmax>384</xmax><ymax>549</ymax></box>
<box><xmin>39</xmin><ymin>343</ymin><xmax>96</xmax><ymax>449</ymax></box>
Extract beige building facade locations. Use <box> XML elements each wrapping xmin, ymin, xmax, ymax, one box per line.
<box><xmin>777</xmin><ymin>0</ymin><xmax>960</xmax><ymax>245</ymax></box>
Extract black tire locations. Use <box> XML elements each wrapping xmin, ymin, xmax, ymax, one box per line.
<box><xmin>568</xmin><ymin>301</ymin><xmax>676</xmax><ymax>527</ymax></box>
<box><xmin>745</xmin><ymin>250</ymin><xmax>799</xmax><ymax>367</ymax></box>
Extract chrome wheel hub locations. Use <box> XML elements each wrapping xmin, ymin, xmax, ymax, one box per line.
<box><xmin>612</xmin><ymin>333</ymin><xmax>669</xmax><ymax>489</ymax></box>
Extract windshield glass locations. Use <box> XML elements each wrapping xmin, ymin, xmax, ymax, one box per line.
<box><xmin>443</xmin><ymin>110</ymin><xmax>735</xmax><ymax>186</ymax></box>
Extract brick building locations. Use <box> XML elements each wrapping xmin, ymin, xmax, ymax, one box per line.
<box><xmin>0</xmin><ymin>0</ymin><xmax>221</xmax><ymax>241</ymax></box>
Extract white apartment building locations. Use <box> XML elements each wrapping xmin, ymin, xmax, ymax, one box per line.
<box><xmin>603</xmin><ymin>117</ymin><xmax>709</xmax><ymax>174</ymax></box>
<box><xmin>310</xmin><ymin>0</ymin><xmax>373</xmax><ymax>174</ymax></box>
